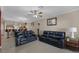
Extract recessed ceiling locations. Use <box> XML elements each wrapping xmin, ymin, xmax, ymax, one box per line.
<box><xmin>3</xmin><ymin>6</ymin><xmax>79</xmax><ymax>23</ymax></box>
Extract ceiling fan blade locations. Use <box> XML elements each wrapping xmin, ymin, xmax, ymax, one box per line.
<box><xmin>30</xmin><ymin>11</ymin><xmax>34</xmax><ymax>13</ymax></box>
<box><xmin>28</xmin><ymin>11</ymin><xmax>34</xmax><ymax>15</ymax></box>
<box><xmin>38</xmin><ymin>12</ymin><xmax>43</xmax><ymax>14</ymax></box>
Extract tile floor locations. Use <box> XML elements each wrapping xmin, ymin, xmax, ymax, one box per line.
<box><xmin>0</xmin><ymin>32</ymin><xmax>75</xmax><ymax>53</ymax></box>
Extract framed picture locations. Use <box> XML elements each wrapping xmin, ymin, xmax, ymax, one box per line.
<box><xmin>47</xmin><ymin>17</ymin><xmax>57</xmax><ymax>26</ymax></box>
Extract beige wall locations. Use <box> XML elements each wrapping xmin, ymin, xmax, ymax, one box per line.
<box><xmin>27</xmin><ymin>22</ymin><xmax>38</xmax><ymax>35</ymax></box>
<box><xmin>31</xmin><ymin>10</ymin><xmax>79</xmax><ymax>37</ymax></box>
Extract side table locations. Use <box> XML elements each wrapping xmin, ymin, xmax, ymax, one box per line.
<box><xmin>65</xmin><ymin>39</ymin><xmax>79</xmax><ymax>51</ymax></box>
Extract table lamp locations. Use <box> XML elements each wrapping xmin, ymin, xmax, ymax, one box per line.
<box><xmin>69</xmin><ymin>27</ymin><xmax>77</xmax><ymax>38</ymax></box>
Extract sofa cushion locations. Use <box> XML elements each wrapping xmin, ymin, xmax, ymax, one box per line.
<box><xmin>48</xmin><ymin>38</ymin><xmax>58</xmax><ymax>42</ymax></box>
<box><xmin>43</xmin><ymin>31</ymin><xmax>49</xmax><ymax>35</ymax></box>
<box><xmin>15</xmin><ymin>30</ymin><xmax>37</xmax><ymax>46</ymax></box>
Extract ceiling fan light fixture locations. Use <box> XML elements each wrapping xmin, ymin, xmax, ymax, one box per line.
<box><xmin>28</xmin><ymin>7</ymin><xmax>43</xmax><ymax>18</ymax></box>
<box><xmin>33</xmin><ymin>15</ymin><xmax>37</xmax><ymax>18</ymax></box>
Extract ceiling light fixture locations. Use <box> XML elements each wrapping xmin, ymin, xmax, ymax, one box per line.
<box><xmin>33</xmin><ymin>15</ymin><xmax>38</xmax><ymax>18</ymax></box>
<box><xmin>28</xmin><ymin>6</ymin><xmax>44</xmax><ymax>18</ymax></box>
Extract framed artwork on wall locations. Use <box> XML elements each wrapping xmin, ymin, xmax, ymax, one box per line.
<box><xmin>47</xmin><ymin>17</ymin><xmax>57</xmax><ymax>26</ymax></box>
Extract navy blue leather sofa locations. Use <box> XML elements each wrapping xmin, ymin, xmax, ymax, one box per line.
<box><xmin>14</xmin><ymin>30</ymin><xmax>37</xmax><ymax>46</ymax></box>
<box><xmin>39</xmin><ymin>31</ymin><xmax>65</xmax><ymax>48</ymax></box>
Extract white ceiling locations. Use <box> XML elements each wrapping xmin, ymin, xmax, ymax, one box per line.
<box><xmin>3</xmin><ymin>6</ymin><xmax>79</xmax><ymax>23</ymax></box>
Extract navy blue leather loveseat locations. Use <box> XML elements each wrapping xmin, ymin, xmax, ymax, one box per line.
<box><xmin>14</xmin><ymin>30</ymin><xmax>37</xmax><ymax>46</ymax></box>
<box><xmin>39</xmin><ymin>31</ymin><xmax>65</xmax><ymax>48</ymax></box>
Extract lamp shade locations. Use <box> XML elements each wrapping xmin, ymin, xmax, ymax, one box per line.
<box><xmin>69</xmin><ymin>27</ymin><xmax>77</xmax><ymax>32</ymax></box>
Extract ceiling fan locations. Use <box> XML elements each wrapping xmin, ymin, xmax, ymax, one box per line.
<box><xmin>28</xmin><ymin>6</ymin><xmax>44</xmax><ymax>18</ymax></box>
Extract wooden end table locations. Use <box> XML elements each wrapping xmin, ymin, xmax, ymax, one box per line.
<box><xmin>65</xmin><ymin>38</ymin><xmax>79</xmax><ymax>51</ymax></box>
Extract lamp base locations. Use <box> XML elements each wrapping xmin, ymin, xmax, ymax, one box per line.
<box><xmin>71</xmin><ymin>32</ymin><xmax>75</xmax><ymax>39</ymax></box>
